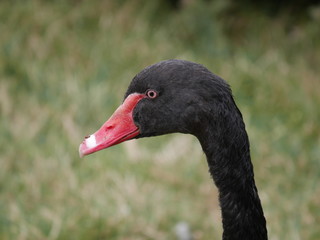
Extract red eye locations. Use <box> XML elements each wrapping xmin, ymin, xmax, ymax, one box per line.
<box><xmin>146</xmin><ymin>89</ymin><xmax>158</xmax><ymax>99</ymax></box>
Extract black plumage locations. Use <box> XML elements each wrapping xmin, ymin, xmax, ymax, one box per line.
<box><xmin>126</xmin><ymin>60</ymin><xmax>267</xmax><ymax>239</ymax></box>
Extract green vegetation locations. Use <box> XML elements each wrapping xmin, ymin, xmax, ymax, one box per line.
<box><xmin>1</xmin><ymin>0</ymin><xmax>319</xmax><ymax>239</ymax></box>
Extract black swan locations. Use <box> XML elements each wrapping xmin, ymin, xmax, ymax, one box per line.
<box><xmin>79</xmin><ymin>59</ymin><xmax>268</xmax><ymax>240</ymax></box>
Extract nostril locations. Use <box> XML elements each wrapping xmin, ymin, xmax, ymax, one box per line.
<box><xmin>105</xmin><ymin>125</ymin><xmax>114</xmax><ymax>131</ymax></box>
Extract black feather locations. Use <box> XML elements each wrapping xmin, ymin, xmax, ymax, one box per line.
<box><xmin>125</xmin><ymin>59</ymin><xmax>268</xmax><ymax>240</ymax></box>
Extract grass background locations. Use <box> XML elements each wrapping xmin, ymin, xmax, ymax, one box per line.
<box><xmin>0</xmin><ymin>0</ymin><xmax>319</xmax><ymax>239</ymax></box>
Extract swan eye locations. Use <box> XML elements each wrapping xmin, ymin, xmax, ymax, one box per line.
<box><xmin>146</xmin><ymin>89</ymin><xmax>158</xmax><ymax>99</ymax></box>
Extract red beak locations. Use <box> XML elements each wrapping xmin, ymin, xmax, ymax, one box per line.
<box><xmin>79</xmin><ymin>93</ymin><xmax>145</xmax><ymax>157</ymax></box>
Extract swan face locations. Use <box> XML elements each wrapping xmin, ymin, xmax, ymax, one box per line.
<box><xmin>79</xmin><ymin>59</ymin><xmax>232</xmax><ymax>157</ymax></box>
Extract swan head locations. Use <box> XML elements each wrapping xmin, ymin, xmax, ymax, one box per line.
<box><xmin>79</xmin><ymin>59</ymin><xmax>234</xmax><ymax>157</ymax></box>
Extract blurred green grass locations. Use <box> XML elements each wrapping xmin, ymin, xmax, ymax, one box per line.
<box><xmin>0</xmin><ymin>0</ymin><xmax>319</xmax><ymax>239</ymax></box>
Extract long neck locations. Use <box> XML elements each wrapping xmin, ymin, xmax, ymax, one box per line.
<box><xmin>197</xmin><ymin>107</ymin><xmax>268</xmax><ymax>240</ymax></box>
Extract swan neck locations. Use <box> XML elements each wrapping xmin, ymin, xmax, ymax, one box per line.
<box><xmin>198</xmin><ymin>111</ymin><xmax>268</xmax><ymax>240</ymax></box>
